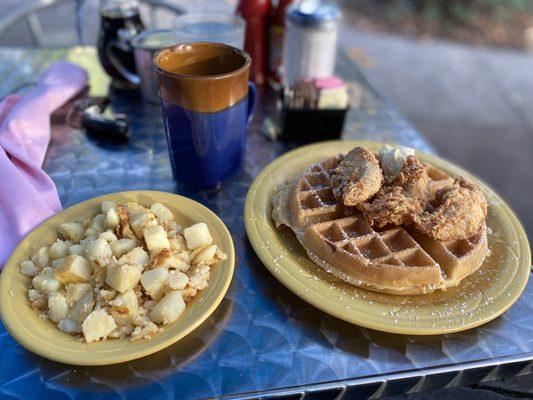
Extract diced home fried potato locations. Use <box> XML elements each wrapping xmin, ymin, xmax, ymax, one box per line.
<box><xmin>142</xmin><ymin>300</ymin><xmax>156</xmax><ymax>311</ymax></box>
<box><xmin>47</xmin><ymin>292</ymin><xmax>69</xmax><ymax>323</ymax></box>
<box><xmin>99</xmin><ymin>230</ymin><xmax>117</xmax><ymax>243</ymax></box>
<box><xmin>101</xmin><ymin>201</ymin><xmax>117</xmax><ymax>213</ymax></box>
<box><xmin>169</xmin><ymin>236</ymin><xmax>187</xmax><ymax>252</ymax></box>
<box><xmin>148</xmin><ymin>249</ymin><xmax>176</xmax><ymax>270</ymax></box>
<box><xmin>97</xmin><ymin>289</ymin><xmax>116</xmax><ymax>303</ymax></box>
<box><xmin>110</xmin><ymin>238</ymin><xmax>137</xmax><ymax>259</ymax></box>
<box><xmin>68</xmin><ymin>244</ymin><xmax>85</xmax><ymax>256</ymax></box>
<box><xmin>183</xmin><ymin>223</ymin><xmax>213</xmax><ymax>250</ymax></box>
<box><xmin>146</xmin><ymin>218</ymin><xmax>158</xmax><ymax>229</ymax></box>
<box><xmin>130</xmin><ymin>211</ymin><xmax>155</xmax><ymax>238</ymax></box>
<box><xmin>150</xmin><ymin>203</ymin><xmax>174</xmax><ymax>221</ymax></box>
<box><xmin>191</xmin><ymin>244</ymin><xmax>226</xmax><ymax>266</ymax></box>
<box><xmin>58</xmin><ymin>222</ymin><xmax>84</xmax><ymax>243</ymax></box>
<box><xmin>108</xmin><ymin>324</ymin><xmax>134</xmax><ymax>339</ymax></box>
<box><xmin>192</xmin><ymin>244</ymin><xmax>218</xmax><ymax>265</ymax></box>
<box><xmin>68</xmin><ymin>289</ymin><xmax>94</xmax><ymax>324</ymax></box>
<box><xmin>189</xmin><ymin>245</ymin><xmax>205</xmax><ymax>261</ymax></box>
<box><xmin>20</xmin><ymin>260</ymin><xmax>38</xmax><ymax>277</ymax></box>
<box><xmin>105</xmin><ymin>208</ymin><xmax>120</xmax><ymax>229</ymax></box>
<box><xmin>33</xmin><ymin>268</ymin><xmax>62</xmax><ymax>293</ymax></box>
<box><xmin>58</xmin><ymin>318</ymin><xmax>81</xmax><ymax>334</ymax></box>
<box><xmin>80</xmin><ymin>237</ymin><xmax>96</xmax><ymax>246</ymax></box>
<box><xmin>81</xmin><ymin>216</ymin><xmax>91</xmax><ymax>229</ymax></box>
<box><xmin>49</xmin><ymin>240</ymin><xmax>71</xmax><ymax>259</ymax></box>
<box><xmin>118</xmin><ymin>247</ymin><xmax>148</xmax><ymax>266</ymax></box>
<box><xmin>188</xmin><ymin>265</ymin><xmax>210</xmax><ymax>290</ymax></box>
<box><xmin>32</xmin><ymin>246</ymin><xmax>49</xmax><ymax>269</ymax></box>
<box><xmin>216</xmin><ymin>247</ymin><xmax>228</xmax><ymax>261</ymax></box>
<box><xmin>109</xmin><ymin>289</ymin><xmax>139</xmax><ymax>325</ymax></box>
<box><xmin>105</xmin><ymin>264</ymin><xmax>143</xmax><ymax>293</ymax></box>
<box><xmin>109</xmin><ymin>288</ymin><xmax>136</xmax><ymax>310</ymax></box>
<box><xmin>52</xmin><ymin>257</ymin><xmax>66</xmax><ymax>269</ymax></box>
<box><xmin>54</xmin><ymin>255</ymin><xmax>91</xmax><ymax>284</ymax></box>
<box><xmin>140</xmin><ymin>268</ymin><xmax>169</xmax><ymax>301</ymax></box>
<box><xmin>169</xmin><ymin>270</ymin><xmax>188</xmax><ymax>290</ymax></box>
<box><xmin>125</xmin><ymin>201</ymin><xmax>146</xmax><ymax>214</ymax></box>
<box><xmin>115</xmin><ymin>205</ymin><xmax>135</xmax><ymax>239</ymax></box>
<box><xmin>85</xmin><ymin>238</ymin><xmax>113</xmax><ymax>268</ymax></box>
<box><xmin>93</xmin><ymin>265</ymin><xmax>107</xmax><ymax>287</ymax></box>
<box><xmin>149</xmin><ymin>291</ymin><xmax>185</xmax><ymax>324</ymax></box>
<box><xmin>29</xmin><ymin>288</ymin><xmax>48</xmax><ymax>310</ymax></box>
<box><xmin>182</xmin><ymin>286</ymin><xmax>198</xmax><ymax>302</ymax></box>
<box><xmin>143</xmin><ymin>225</ymin><xmax>170</xmax><ymax>253</ymax></box>
<box><xmin>28</xmin><ymin>288</ymin><xmax>42</xmax><ymax>302</ymax></box>
<box><xmin>82</xmin><ymin>309</ymin><xmax>117</xmax><ymax>343</ymax></box>
<box><xmin>165</xmin><ymin>221</ymin><xmax>182</xmax><ymax>238</ymax></box>
<box><xmin>31</xmin><ymin>297</ymin><xmax>48</xmax><ymax>311</ymax></box>
<box><xmin>130</xmin><ymin>321</ymin><xmax>159</xmax><ymax>342</ymax></box>
<box><xmin>171</xmin><ymin>251</ymin><xmax>191</xmax><ymax>272</ymax></box>
<box><xmin>83</xmin><ymin>228</ymin><xmax>99</xmax><ymax>239</ymax></box>
<box><xmin>89</xmin><ymin>214</ymin><xmax>106</xmax><ymax>233</ymax></box>
<box><xmin>66</xmin><ymin>283</ymin><xmax>92</xmax><ymax>306</ymax></box>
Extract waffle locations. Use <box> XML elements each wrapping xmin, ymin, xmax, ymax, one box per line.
<box><xmin>272</xmin><ymin>155</ymin><xmax>488</xmax><ymax>295</ymax></box>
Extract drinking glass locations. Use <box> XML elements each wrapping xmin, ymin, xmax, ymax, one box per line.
<box><xmin>172</xmin><ymin>12</ymin><xmax>245</xmax><ymax>50</ymax></box>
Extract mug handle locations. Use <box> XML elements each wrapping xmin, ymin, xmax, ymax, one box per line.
<box><xmin>247</xmin><ymin>82</ymin><xmax>257</xmax><ymax>124</ymax></box>
<box><xmin>106</xmin><ymin>38</ymin><xmax>141</xmax><ymax>85</ymax></box>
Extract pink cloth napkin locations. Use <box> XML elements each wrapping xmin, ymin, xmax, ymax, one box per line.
<box><xmin>0</xmin><ymin>61</ymin><xmax>88</xmax><ymax>267</ymax></box>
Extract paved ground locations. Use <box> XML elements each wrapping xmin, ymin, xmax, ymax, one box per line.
<box><xmin>0</xmin><ymin>1</ymin><xmax>532</xmax><ymax>399</ymax></box>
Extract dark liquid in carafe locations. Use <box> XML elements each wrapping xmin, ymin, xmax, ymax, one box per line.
<box><xmin>97</xmin><ymin>9</ymin><xmax>144</xmax><ymax>83</ymax></box>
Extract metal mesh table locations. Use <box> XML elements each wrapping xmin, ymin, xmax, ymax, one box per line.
<box><xmin>0</xmin><ymin>47</ymin><xmax>531</xmax><ymax>400</ymax></box>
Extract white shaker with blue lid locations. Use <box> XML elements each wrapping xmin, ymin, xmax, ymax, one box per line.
<box><xmin>282</xmin><ymin>0</ymin><xmax>340</xmax><ymax>86</ymax></box>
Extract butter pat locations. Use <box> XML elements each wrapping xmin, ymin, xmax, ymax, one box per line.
<box><xmin>378</xmin><ymin>145</ymin><xmax>415</xmax><ymax>178</ymax></box>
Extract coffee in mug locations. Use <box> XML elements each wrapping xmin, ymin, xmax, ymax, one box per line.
<box><xmin>155</xmin><ymin>42</ymin><xmax>256</xmax><ymax>189</ymax></box>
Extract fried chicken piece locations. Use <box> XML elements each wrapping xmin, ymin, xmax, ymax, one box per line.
<box><xmin>359</xmin><ymin>156</ymin><xmax>429</xmax><ymax>227</ymax></box>
<box><xmin>331</xmin><ymin>147</ymin><xmax>383</xmax><ymax>206</ymax></box>
<box><xmin>425</xmin><ymin>164</ymin><xmax>455</xmax><ymax>201</ymax></box>
<box><xmin>427</xmin><ymin>177</ymin><xmax>454</xmax><ymax>201</ymax></box>
<box><xmin>414</xmin><ymin>177</ymin><xmax>487</xmax><ymax>241</ymax></box>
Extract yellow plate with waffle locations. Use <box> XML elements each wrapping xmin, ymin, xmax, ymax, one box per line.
<box><xmin>244</xmin><ymin>141</ymin><xmax>530</xmax><ymax>335</ymax></box>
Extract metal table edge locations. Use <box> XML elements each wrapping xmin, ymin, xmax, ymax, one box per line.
<box><xmin>220</xmin><ymin>352</ymin><xmax>533</xmax><ymax>399</ymax></box>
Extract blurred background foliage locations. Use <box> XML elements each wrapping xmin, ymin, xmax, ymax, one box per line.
<box><xmin>385</xmin><ymin>0</ymin><xmax>532</xmax><ymax>22</ymax></box>
<box><xmin>343</xmin><ymin>0</ymin><xmax>533</xmax><ymax>49</ymax></box>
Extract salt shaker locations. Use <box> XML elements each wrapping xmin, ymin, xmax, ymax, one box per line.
<box><xmin>282</xmin><ymin>0</ymin><xmax>340</xmax><ymax>86</ymax></box>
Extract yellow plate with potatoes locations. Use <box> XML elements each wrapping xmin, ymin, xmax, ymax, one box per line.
<box><xmin>0</xmin><ymin>191</ymin><xmax>235</xmax><ymax>366</ymax></box>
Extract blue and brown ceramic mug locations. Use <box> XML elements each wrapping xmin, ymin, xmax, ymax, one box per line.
<box><xmin>155</xmin><ymin>42</ymin><xmax>256</xmax><ymax>189</ymax></box>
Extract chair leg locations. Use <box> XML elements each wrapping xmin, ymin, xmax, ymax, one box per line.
<box><xmin>26</xmin><ymin>13</ymin><xmax>44</xmax><ymax>47</ymax></box>
<box><xmin>75</xmin><ymin>0</ymin><xmax>85</xmax><ymax>45</ymax></box>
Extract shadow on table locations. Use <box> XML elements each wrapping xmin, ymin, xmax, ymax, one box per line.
<box><xmin>243</xmin><ymin>236</ymin><xmax>511</xmax><ymax>366</ymax></box>
<box><xmin>36</xmin><ymin>293</ymin><xmax>234</xmax><ymax>390</ymax></box>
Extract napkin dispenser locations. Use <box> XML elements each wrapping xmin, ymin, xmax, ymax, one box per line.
<box><xmin>280</xmin><ymin>77</ymin><xmax>349</xmax><ymax>143</ymax></box>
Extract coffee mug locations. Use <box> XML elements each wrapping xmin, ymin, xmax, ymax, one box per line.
<box><xmin>154</xmin><ymin>42</ymin><xmax>256</xmax><ymax>189</ymax></box>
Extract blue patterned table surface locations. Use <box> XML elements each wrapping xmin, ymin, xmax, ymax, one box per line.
<box><xmin>0</xmin><ymin>47</ymin><xmax>531</xmax><ymax>400</ymax></box>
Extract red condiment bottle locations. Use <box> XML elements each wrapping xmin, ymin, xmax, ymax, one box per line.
<box><xmin>237</xmin><ymin>0</ymin><xmax>271</xmax><ymax>86</ymax></box>
<box><xmin>268</xmin><ymin>0</ymin><xmax>294</xmax><ymax>86</ymax></box>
